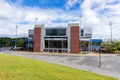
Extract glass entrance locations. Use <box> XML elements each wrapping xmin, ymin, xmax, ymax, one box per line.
<box><xmin>44</xmin><ymin>40</ymin><xmax>68</xmax><ymax>52</ymax></box>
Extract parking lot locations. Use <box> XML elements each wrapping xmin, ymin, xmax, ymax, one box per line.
<box><xmin>2</xmin><ymin>51</ymin><xmax>120</xmax><ymax>79</ymax></box>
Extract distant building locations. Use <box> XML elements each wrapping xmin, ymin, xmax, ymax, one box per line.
<box><xmin>28</xmin><ymin>23</ymin><xmax>102</xmax><ymax>53</ymax></box>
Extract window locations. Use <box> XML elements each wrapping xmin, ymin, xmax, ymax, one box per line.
<box><xmin>85</xmin><ymin>34</ymin><xmax>92</xmax><ymax>38</ymax></box>
<box><xmin>81</xmin><ymin>29</ymin><xmax>84</xmax><ymax>36</ymax></box>
<box><xmin>29</xmin><ymin>29</ymin><xmax>34</xmax><ymax>38</ymax></box>
<box><xmin>46</xmin><ymin>28</ymin><xmax>66</xmax><ymax>36</ymax></box>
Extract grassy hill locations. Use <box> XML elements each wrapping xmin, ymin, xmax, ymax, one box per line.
<box><xmin>0</xmin><ymin>53</ymin><xmax>116</xmax><ymax>80</ymax></box>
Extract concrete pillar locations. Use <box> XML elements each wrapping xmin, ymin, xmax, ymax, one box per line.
<box><xmin>67</xmin><ymin>25</ymin><xmax>71</xmax><ymax>52</ymax></box>
<box><xmin>41</xmin><ymin>25</ymin><xmax>44</xmax><ymax>52</ymax></box>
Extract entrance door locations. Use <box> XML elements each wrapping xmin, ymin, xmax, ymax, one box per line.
<box><xmin>44</xmin><ymin>40</ymin><xmax>68</xmax><ymax>52</ymax></box>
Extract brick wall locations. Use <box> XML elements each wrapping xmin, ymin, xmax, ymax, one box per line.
<box><xmin>34</xmin><ymin>27</ymin><xmax>41</xmax><ymax>52</ymax></box>
<box><xmin>70</xmin><ymin>26</ymin><xmax>80</xmax><ymax>53</ymax></box>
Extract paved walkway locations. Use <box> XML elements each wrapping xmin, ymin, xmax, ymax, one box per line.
<box><xmin>1</xmin><ymin>51</ymin><xmax>120</xmax><ymax>79</ymax></box>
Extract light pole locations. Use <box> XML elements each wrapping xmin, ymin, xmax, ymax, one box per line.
<box><xmin>109</xmin><ymin>21</ymin><xmax>113</xmax><ymax>44</ymax></box>
<box><xmin>79</xmin><ymin>14</ymin><xmax>82</xmax><ymax>52</ymax></box>
<box><xmin>35</xmin><ymin>17</ymin><xmax>38</xmax><ymax>25</ymax></box>
<box><xmin>15</xmin><ymin>25</ymin><xmax>18</xmax><ymax>49</ymax></box>
<box><xmin>98</xmin><ymin>50</ymin><xmax>101</xmax><ymax>68</ymax></box>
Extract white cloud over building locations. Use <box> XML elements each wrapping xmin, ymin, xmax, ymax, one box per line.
<box><xmin>0</xmin><ymin>0</ymin><xmax>120</xmax><ymax>39</ymax></box>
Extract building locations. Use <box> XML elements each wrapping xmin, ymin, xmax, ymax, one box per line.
<box><xmin>28</xmin><ymin>23</ymin><xmax>96</xmax><ymax>53</ymax></box>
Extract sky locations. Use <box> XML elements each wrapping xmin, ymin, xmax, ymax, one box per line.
<box><xmin>0</xmin><ymin>0</ymin><xmax>120</xmax><ymax>40</ymax></box>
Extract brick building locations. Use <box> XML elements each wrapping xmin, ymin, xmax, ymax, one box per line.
<box><xmin>28</xmin><ymin>23</ymin><xmax>93</xmax><ymax>53</ymax></box>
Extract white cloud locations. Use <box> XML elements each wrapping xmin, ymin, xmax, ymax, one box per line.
<box><xmin>0</xmin><ymin>0</ymin><xmax>80</xmax><ymax>37</ymax></box>
<box><xmin>65</xmin><ymin>0</ymin><xmax>79</xmax><ymax>10</ymax></box>
<box><xmin>81</xmin><ymin>0</ymin><xmax>100</xmax><ymax>26</ymax></box>
<box><xmin>16</xmin><ymin>0</ymin><xmax>23</xmax><ymax>4</ymax></box>
<box><xmin>80</xmin><ymin>0</ymin><xmax>120</xmax><ymax>39</ymax></box>
<box><xmin>0</xmin><ymin>0</ymin><xmax>120</xmax><ymax>40</ymax></box>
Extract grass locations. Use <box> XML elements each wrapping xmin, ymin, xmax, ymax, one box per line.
<box><xmin>0</xmin><ymin>53</ymin><xmax>117</xmax><ymax>80</ymax></box>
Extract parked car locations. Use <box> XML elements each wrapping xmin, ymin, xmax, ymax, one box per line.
<box><xmin>10</xmin><ymin>47</ymin><xmax>23</xmax><ymax>50</ymax></box>
<box><xmin>100</xmin><ymin>47</ymin><xmax>113</xmax><ymax>53</ymax></box>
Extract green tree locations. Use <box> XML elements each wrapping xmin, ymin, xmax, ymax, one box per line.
<box><xmin>101</xmin><ymin>42</ymin><xmax>115</xmax><ymax>53</ymax></box>
<box><xmin>0</xmin><ymin>37</ymin><xmax>11</xmax><ymax>47</ymax></box>
<box><xmin>17</xmin><ymin>38</ymin><xmax>24</xmax><ymax>47</ymax></box>
<box><xmin>101</xmin><ymin>40</ymin><xmax>120</xmax><ymax>53</ymax></box>
<box><xmin>114</xmin><ymin>41</ymin><xmax>120</xmax><ymax>51</ymax></box>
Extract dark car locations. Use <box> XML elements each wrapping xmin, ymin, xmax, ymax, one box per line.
<box><xmin>100</xmin><ymin>48</ymin><xmax>113</xmax><ymax>53</ymax></box>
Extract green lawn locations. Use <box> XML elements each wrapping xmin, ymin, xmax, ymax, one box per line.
<box><xmin>0</xmin><ymin>54</ymin><xmax>117</xmax><ymax>80</ymax></box>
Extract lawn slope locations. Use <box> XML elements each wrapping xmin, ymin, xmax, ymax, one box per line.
<box><xmin>0</xmin><ymin>54</ymin><xmax>116</xmax><ymax>80</ymax></box>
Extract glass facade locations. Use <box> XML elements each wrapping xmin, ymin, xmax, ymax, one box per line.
<box><xmin>45</xmin><ymin>40</ymin><xmax>67</xmax><ymax>48</ymax></box>
<box><xmin>46</xmin><ymin>28</ymin><xmax>66</xmax><ymax>36</ymax></box>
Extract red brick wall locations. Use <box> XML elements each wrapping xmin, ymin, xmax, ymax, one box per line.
<box><xmin>34</xmin><ymin>27</ymin><xmax>41</xmax><ymax>52</ymax></box>
<box><xmin>70</xmin><ymin>26</ymin><xmax>80</xmax><ymax>53</ymax></box>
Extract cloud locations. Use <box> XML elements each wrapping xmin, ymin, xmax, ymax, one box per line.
<box><xmin>16</xmin><ymin>0</ymin><xmax>23</xmax><ymax>4</ymax></box>
<box><xmin>0</xmin><ymin>0</ymin><xmax>120</xmax><ymax>40</ymax></box>
<box><xmin>65</xmin><ymin>0</ymin><xmax>79</xmax><ymax>10</ymax></box>
<box><xmin>0</xmin><ymin>0</ymin><xmax>80</xmax><ymax>37</ymax></box>
<box><xmin>81</xmin><ymin>0</ymin><xmax>100</xmax><ymax>26</ymax></box>
<box><xmin>80</xmin><ymin>0</ymin><xmax>120</xmax><ymax>39</ymax></box>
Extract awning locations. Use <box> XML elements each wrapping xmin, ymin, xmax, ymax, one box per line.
<box><xmin>90</xmin><ymin>39</ymin><xmax>102</xmax><ymax>42</ymax></box>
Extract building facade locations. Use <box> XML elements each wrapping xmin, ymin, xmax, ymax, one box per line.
<box><xmin>28</xmin><ymin>23</ymin><xmax>93</xmax><ymax>53</ymax></box>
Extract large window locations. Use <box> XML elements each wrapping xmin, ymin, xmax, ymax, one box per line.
<box><xmin>45</xmin><ymin>40</ymin><xmax>68</xmax><ymax>48</ymax></box>
<box><xmin>46</xmin><ymin>28</ymin><xmax>66</xmax><ymax>36</ymax></box>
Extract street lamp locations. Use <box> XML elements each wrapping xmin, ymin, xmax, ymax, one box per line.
<box><xmin>109</xmin><ymin>21</ymin><xmax>113</xmax><ymax>44</ymax></box>
<box><xmin>15</xmin><ymin>25</ymin><xmax>18</xmax><ymax>49</ymax></box>
<box><xmin>79</xmin><ymin>14</ymin><xmax>82</xmax><ymax>52</ymax></box>
<box><xmin>98</xmin><ymin>51</ymin><xmax>101</xmax><ymax>68</ymax></box>
<box><xmin>35</xmin><ymin>17</ymin><xmax>38</xmax><ymax>25</ymax></box>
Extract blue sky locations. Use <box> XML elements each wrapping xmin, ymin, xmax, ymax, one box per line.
<box><xmin>9</xmin><ymin>0</ymin><xmax>82</xmax><ymax>10</ymax></box>
<box><xmin>0</xmin><ymin>0</ymin><xmax>120</xmax><ymax>39</ymax></box>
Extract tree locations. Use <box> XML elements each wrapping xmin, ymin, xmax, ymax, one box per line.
<box><xmin>114</xmin><ymin>41</ymin><xmax>120</xmax><ymax>51</ymax></box>
<box><xmin>101</xmin><ymin>42</ymin><xmax>115</xmax><ymax>53</ymax></box>
<box><xmin>0</xmin><ymin>37</ymin><xmax>11</xmax><ymax>47</ymax></box>
<box><xmin>17</xmin><ymin>38</ymin><xmax>24</xmax><ymax>47</ymax></box>
<box><xmin>101</xmin><ymin>40</ymin><xmax>120</xmax><ymax>53</ymax></box>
